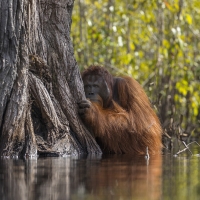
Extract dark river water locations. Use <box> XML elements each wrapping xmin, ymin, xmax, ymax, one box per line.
<box><xmin>0</xmin><ymin>145</ymin><xmax>200</xmax><ymax>200</ymax></box>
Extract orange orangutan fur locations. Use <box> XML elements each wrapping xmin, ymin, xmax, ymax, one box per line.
<box><xmin>81</xmin><ymin>66</ymin><xmax>163</xmax><ymax>155</ymax></box>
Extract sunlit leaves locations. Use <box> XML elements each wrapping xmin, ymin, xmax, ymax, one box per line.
<box><xmin>185</xmin><ymin>14</ymin><xmax>193</xmax><ymax>25</ymax></box>
<box><xmin>72</xmin><ymin>0</ymin><xmax>200</xmax><ymax>132</ymax></box>
<box><xmin>176</xmin><ymin>79</ymin><xmax>189</xmax><ymax>96</ymax></box>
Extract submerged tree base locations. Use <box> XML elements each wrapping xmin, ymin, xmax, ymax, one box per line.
<box><xmin>0</xmin><ymin>1</ymin><xmax>101</xmax><ymax>158</ymax></box>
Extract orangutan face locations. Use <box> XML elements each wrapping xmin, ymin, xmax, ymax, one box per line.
<box><xmin>83</xmin><ymin>75</ymin><xmax>110</xmax><ymax>107</ymax></box>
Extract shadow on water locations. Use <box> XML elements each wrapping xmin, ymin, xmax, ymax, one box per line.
<box><xmin>0</xmin><ymin>148</ymin><xmax>200</xmax><ymax>200</ymax></box>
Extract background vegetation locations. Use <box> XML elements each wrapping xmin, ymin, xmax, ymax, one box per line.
<box><xmin>71</xmin><ymin>0</ymin><xmax>200</xmax><ymax>139</ymax></box>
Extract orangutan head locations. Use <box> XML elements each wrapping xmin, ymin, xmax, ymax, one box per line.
<box><xmin>82</xmin><ymin>65</ymin><xmax>113</xmax><ymax>108</ymax></box>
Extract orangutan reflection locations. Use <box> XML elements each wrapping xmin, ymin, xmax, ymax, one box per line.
<box><xmin>72</xmin><ymin>154</ymin><xmax>162</xmax><ymax>200</ymax></box>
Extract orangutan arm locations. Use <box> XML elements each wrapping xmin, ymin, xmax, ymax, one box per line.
<box><xmin>78</xmin><ymin>100</ymin><xmax>130</xmax><ymax>137</ymax></box>
<box><xmin>113</xmin><ymin>76</ymin><xmax>163</xmax><ymax>154</ymax></box>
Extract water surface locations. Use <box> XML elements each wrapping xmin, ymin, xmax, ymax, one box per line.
<box><xmin>0</xmin><ymin>150</ymin><xmax>200</xmax><ymax>200</ymax></box>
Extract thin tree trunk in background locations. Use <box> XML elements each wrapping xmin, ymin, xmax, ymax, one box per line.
<box><xmin>0</xmin><ymin>0</ymin><xmax>101</xmax><ymax>157</ymax></box>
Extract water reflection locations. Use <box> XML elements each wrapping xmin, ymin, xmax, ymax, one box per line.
<box><xmin>79</xmin><ymin>154</ymin><xmax>162</xmax><ymax>200</ymax></box>
<box><xmin>0</xmin><ymin>154</ymin><xmax>162</xmax><ymax>200</ymax></box>
<box><xmin>163</xmin><ymin>154</ymin><xmax>200</xmax><ymax>200</ymax></box>
<box><xmin>0</xmin><ymin>153</ymin><xmax>200</xmax><ymax>200</ymax></box>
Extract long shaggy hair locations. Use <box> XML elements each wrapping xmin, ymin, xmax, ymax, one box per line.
<box><xmin>81</xmin><ymin>65</ymin><xmax>162</xmax><ymax>155</ymax></box>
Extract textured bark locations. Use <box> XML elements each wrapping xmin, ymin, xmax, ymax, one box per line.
<box><xmin>0</xmin><ymin>0</ymin><xmax>101</xmax><ymax>157</ymax></box>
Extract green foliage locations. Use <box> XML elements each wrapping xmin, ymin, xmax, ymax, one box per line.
<box><xmin>72</xmin><ymin>0</ymin><xmax>200</xmax><ymax>136</ymax></box>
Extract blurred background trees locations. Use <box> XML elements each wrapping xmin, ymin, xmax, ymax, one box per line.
<box><xmin>71</xmin><ymin>0</ymin><xmax>200</xmax><ymax>139</ymax></box>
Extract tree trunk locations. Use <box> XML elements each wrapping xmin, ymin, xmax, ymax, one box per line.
<box><xmin>0</xmin><ymin>0</ymin><xmax>101</xmax><ymax>157</ymax></box>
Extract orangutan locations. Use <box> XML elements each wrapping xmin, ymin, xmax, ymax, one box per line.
<box><xmin>78</xmin><ymin>65</ymin><xmax>162</xmax><ymax>155</ymax></box>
